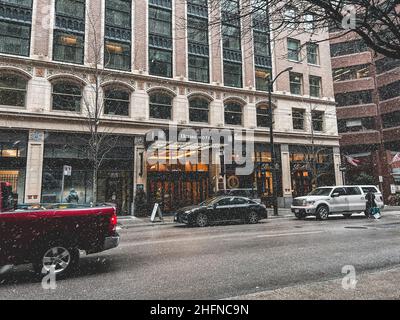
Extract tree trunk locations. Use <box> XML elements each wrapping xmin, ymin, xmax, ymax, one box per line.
<box><xmin>92</xmin><ymin>167</ymin><xmax>98</xmax><ymax>205</ymax></box>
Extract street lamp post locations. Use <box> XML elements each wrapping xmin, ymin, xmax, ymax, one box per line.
<box><xmin>266</xmin><ymin>67</ymin><xmax>293</xmax><ymax>216</ymax></box>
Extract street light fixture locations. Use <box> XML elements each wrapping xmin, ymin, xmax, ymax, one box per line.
<box><xmin>263</xmin><ymin>66</ymin><xmax>293</xmax><ymax>216</ymax></box>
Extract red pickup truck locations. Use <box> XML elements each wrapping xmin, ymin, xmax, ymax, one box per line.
<box><xmin>0</xmin><ymin>182</ymin><xmax>120</xmax><ymax>277</ymax></box>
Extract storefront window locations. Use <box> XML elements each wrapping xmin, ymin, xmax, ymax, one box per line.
<box><xmin>0</xmin><ymin>130</ymin><xmax>28</xmax><ymax>203</ymax></box>
<box><xmin>41</xmin><ymin>133</ymin><xmax>134</xmax><ymax>215</ymax></box>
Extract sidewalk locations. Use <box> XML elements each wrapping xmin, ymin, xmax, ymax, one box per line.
<box><xmin>117</xmin><ymin>208</ymin><xmax>294</xmax><ymax>229</ymax></box>
<box><xmin>226</xmin><ymin>266</ymin><xmax>400</xmax><ymax>300</ymax></box>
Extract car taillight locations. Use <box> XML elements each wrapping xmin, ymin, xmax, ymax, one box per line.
<box><xmin>109</xmin><ymin>209</ymin><xmax>117</xmax><ymax>233</ymax></box>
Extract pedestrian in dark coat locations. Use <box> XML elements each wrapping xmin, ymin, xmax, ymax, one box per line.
<box><xmin>365</xmin><ymin>190</ymin><xmax>376</xmax><ymax>217</ymax></box>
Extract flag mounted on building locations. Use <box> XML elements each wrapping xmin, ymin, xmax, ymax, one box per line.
<box><xmin>391</xmin><ymin>153</ymin><xmax>400</xmax><ymax>164</ymax></box>
<box><xmin>345</xmin><ymin>155</ymin><xmax>361</xmax><ymax>167</ymax></box>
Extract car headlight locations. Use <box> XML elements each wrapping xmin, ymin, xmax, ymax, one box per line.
<box><xmin>302</xmin><ymin>200</ymin><xmax>315</xmax><ymax>206</ymax></box>
<box><xmin>185</xmin><ymin>210</ymin><xmax>192</xmax><ymax>214</ymax></box>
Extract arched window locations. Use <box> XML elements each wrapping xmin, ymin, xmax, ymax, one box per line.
<box><xmin>189</xmin><ymin>97</ymin><xmax>209</xmax><ymax>123</ymax></box>
<box><xmin>52</xmin><ymin>82</ymin><xmax>82</xmax><ymax>112</ymax></box>
<box><xmin>149</xmin><ymin>92</ymin><xmax>172</xmax><ymax>119</ymax></box>
<box><xmin>104</xmin><ymin>88</ymin><xmax>130</xmax><ymax>116</ymax></box>
<box><xmin>0</xmin><ymin>73</ymin><xmax>28</xmax><ymax>107</ymax></box>
<box><xmin>257</xmin><ymin>105</ymin><xmax>271</xmax><ymax>128</ymax></box>
<box><xmin>224</xmin><ymin>101</ymin><xmax>243</xmax><ymax>125</ymax></box>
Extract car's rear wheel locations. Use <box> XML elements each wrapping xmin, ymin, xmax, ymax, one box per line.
<box><xmin>33</xmin><ymin>243</ymin><xmax>79</xmax><ymax>278</ymax></box>
<box><xmin>343</xmin><ymin>213</ymin><xmax>352</xmax><ymax>219</ymax></box>
<box><xmin>196</xmin><ymin>213</ymin><xmax>208</xmax><ymax>227</ymax></box>
<box><xmin>247</xmin><ymin>211</ymin><xmax>260</xmax><ymax>224</ymax></box>
<box><xmin>316</xmin><ymin>205</ymin><xmax>329</xmax><ymax>221</ymax></box>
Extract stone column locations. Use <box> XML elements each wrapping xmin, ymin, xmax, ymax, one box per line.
<box><xmin>333</xmin><ymin>146</ymin><xmax>343</xmax><ymax>185</ymax></box>
<box><xmin>174</xmin><ymin>0</ymin><xmax>187</xmax><ymax>79</ymax></box>
<box><xmin>134</xmin><ymin>0</ymin><xmax>147</xmax><ymax>72</ymax></box>
<box><xmin>241</xmin><ymin>0</ymin><xmax>255</xmax><ymax>90</ymax></box>
<box><xmin>24</xmin><ymin>130</ymin><xmax>45</xmax><ymax>203</ymax></box>
<box><xmin>86</xmin><ymin>0</ymin><xmax>103</xmax><ymax>66</ymax></box>
<box><xmin>280</xmin><ymin>144</ymin><xmax>293</xmax><ymax>207</ymax></box>
<box><xmin>32</xmin><ymin>0</ymin><xmax>52</xmax><ymax>60</ymax></box>
<box><xmin>209</xmin><ymin>3</ymin><xmax>222</xmax><ymax>85</ymax></box>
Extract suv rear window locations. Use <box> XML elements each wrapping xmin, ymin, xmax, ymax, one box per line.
<box><xmin>362</xmin><ymin>187</ymin><xmax>379</xmax><ymax>194</ymax></box>
<box><xmin>345</xmin><ymin>187</ymin><xmax>362</xmax><ymax>195</ymax></box>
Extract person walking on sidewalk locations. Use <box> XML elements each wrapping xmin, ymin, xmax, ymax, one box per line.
<box><xmin>365</xmin><ymin>190</ymin><xmax>377</xmax><ymax>218</ymax></box>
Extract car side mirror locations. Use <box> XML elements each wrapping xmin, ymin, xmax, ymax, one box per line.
<box><xmin>332</xmin><ymin>192</ymin><xmax>340</xmax><ymax>198</ymax></box>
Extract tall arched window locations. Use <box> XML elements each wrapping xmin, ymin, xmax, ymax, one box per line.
<box><xmin>104</xmin><ymin>88</ymin><xmax>130</xmax><ymax>116</ymax></box>
<box><xmin>52</xmin><ymin>81</ymin><xmax>82</xmax><ymax>112</ymax></box>
<box><xmin>189</xmin><ymin>97</ymin><xmax>209</xmax><ymax>123</ymax></box>
<box><xmin>256</xmin><ymin>105</ymin><xmax>271</xmax><ymax>128</ymax></box>
<box><xmin>149</xmin><ymin>92</ymin><xmax>172</xmax><ymax>119</ymax></box>
<box><xmin>0</xmin><ymin>73</ymin><xmax>28</xmax><ymax>107</ymax></box>
<box><xmin>224</xmin><ymin>101</ymin><xmax>243</xmax><ymax>125</ymax></box>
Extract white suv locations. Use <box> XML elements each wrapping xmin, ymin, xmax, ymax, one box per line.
<box><xmin>291</xmin><ymin>185</ymin><xmax>384</xmax><ymax>220</ymax></box>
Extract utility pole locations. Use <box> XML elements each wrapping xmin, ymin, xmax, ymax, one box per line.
<box><xmin>266</xmin><ymin>67</ymin><xmax>293</xmax><ymax>216</ymax></box>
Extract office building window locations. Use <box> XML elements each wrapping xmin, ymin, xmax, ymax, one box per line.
<box><xmin>149</xmin><ymin>0</ymin><xmax>173</xmax><ymax>78</ymax></box>
<box><xmin>52</xmin><ymin>82</ymin><xmax>82</xmax><ymax>112</ymax></box>
<box><xmin>253</xmin><ymin>5</ymin><xmax>272</xmax><ymax>91</ymax></box>
<box><xmin>330</xmin><ymin>39</ymin><xmax>368</xmax><ymax>57</ymax></box>
<box><xmin>189</xmin><ymin>97</ymin><xmax>209</xmax><ymax>123</ymax></box>
<box><xmin>0</xmin><ymin>73</ymin><xmax>28</xmax><ymax>107</ymax></box>
<box><xmin>287</xmin><ymin>38</ymin><xmax>300</xmax><ymax>61</ymax></box>
<box><xmin>104</xmin><ymin>88</ymin><xmax>130</xmax><ymax>116</ymax></box>
<box><xmin>309</xmin><ymin>76</ymin><xmax>321</xmax><ymax>97</ymax></box>
<box><xmin>222</xmin><ymin>0</ymin><xmax>242</xmax><ymax>88</ymax></box>
<box><xmin>382</xmin><ymin>111</ymin><xmax>400</xmax><ymax>129</ymax></box>
<box><xmin>312</xmin><ymin>111</ymin><xmax>324</xmax><ymax>132</ymax></box>
<box><xmin>187</xmin><ymin>0</ymin><xmax>209</xmax><ymax>83</ymax></box>
<box><xmin>379</xmin><ymin>80</ymin><xmax>400</xmax><ymax>101</ymax></box>
<box><xmin>0</xmin><ymin>0</ymin><xmax>32</xmax><ymax>56</ymax></box>
<box><xmin>53</xmin><ymin>0</ymin><xmax>85</xmax><ymax>64</ymax></box>
<box><xmin>105</xmin><ymin>0</ymin><xmax>132</xmax><ymax>71</ymax></box>
<box><xmin>333</xmin><ymin>64</ymin><xmax>370</xmax><ymax>82</ymax></box>
<box><xmin>256</xmin><ymin>105</ymin><xmax>271</xmax><ymax>128</ymax></box>
<box><xmin>149</xmin><ymin>92</ymin><xmax>173</xmax><ymax>120</ymax></box>
<box><xmin>292</xmin><ymin>109</ymin><xmax>305</xmax><ymax>130</ymax></box>
<box><xmin>290</xmin><ymin>72</ymin><xmax>303</xmax><ymax>95</ymax></box>
<box><xmin>307</xmin><ymin>43</ymin><xmax>319</xmax><ymax>65</ymax></box>
<box><xmin>376</xmin><ymin>57</ymin><xmax>400</xmax><ymax>74</ymax></box>
<box><xmin>225</xmin><ymin>102</ymin><xmax>242</xmax><ymax>125</ymax></box>
<box><xmin>335</xmin><ymin>90</ymin><xmax>373</xmax><ymax>107</ymax></box>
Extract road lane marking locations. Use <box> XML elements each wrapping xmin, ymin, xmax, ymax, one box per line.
<box><xmin>118</xmin><ymin>229</ymin><xmax>325</xmax><ymax>248</ymax></box>
<box><xmin>255</xmin><ymin>230</ymin><xmax>324</xmax><ymax>238</ymax></box>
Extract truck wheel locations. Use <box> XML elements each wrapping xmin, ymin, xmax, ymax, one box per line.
<box><xmin>343</xmin><ymin>213</ymin><xmax>352</xmax><ymax>219</ymax></box>
<box><xmin>316</xmin><ymin>205</ymin><xmax>329</xmax><ymax>221</ymax></box>
<box><xmin>295</xmin><ymin>211</ymin><xmax>306</xmax><ymax>219</ymax></box>
<box><xmin>33</xmin><ymin>244</ymin><xmax>79</xmax><ymax>278</ymax></box>
<box><xmin>196</xmin><ymin>213</ymin><xmax>208</xmax><ymax>227</ymax></box>
<box><xmin>247</xmin><ymin>211</ymin><xmax>260</xmax><ymax>224</ymax></box>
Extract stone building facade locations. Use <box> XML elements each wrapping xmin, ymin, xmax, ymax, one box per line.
<box><xmin>0</xmin><ymin>0</ymin><xmax>341</xmax><ymax>214</ymax></box>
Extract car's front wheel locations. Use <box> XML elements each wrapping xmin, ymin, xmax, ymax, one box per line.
<box><xmin>196</xmin><ymin>213</ymin><xmax>209</xmax><ymax>227</ymax></box>
<box><xmin>316</xmin><ymin>205</ymin><xmax>329</xmax><ymax>221</ymax></box>
<box><xmin>33</xmin><ymin>243</ymin><xmax>79</xmax><ymax>278</ymax></box>
<box><xmin>295</xmin><ymin>211</ymin><xmax>306</xmax><ymax>219</ymax></box>
<box><xmin>247</xmin><ymin>211</ymin><xmax>260</xmax><ymax>224</ymax></box>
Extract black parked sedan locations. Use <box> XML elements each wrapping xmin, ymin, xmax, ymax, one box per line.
<box><xmin>174</xmin><ymin>196</ymin><xmax>268</xmax><ymax>227</ymax></box>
